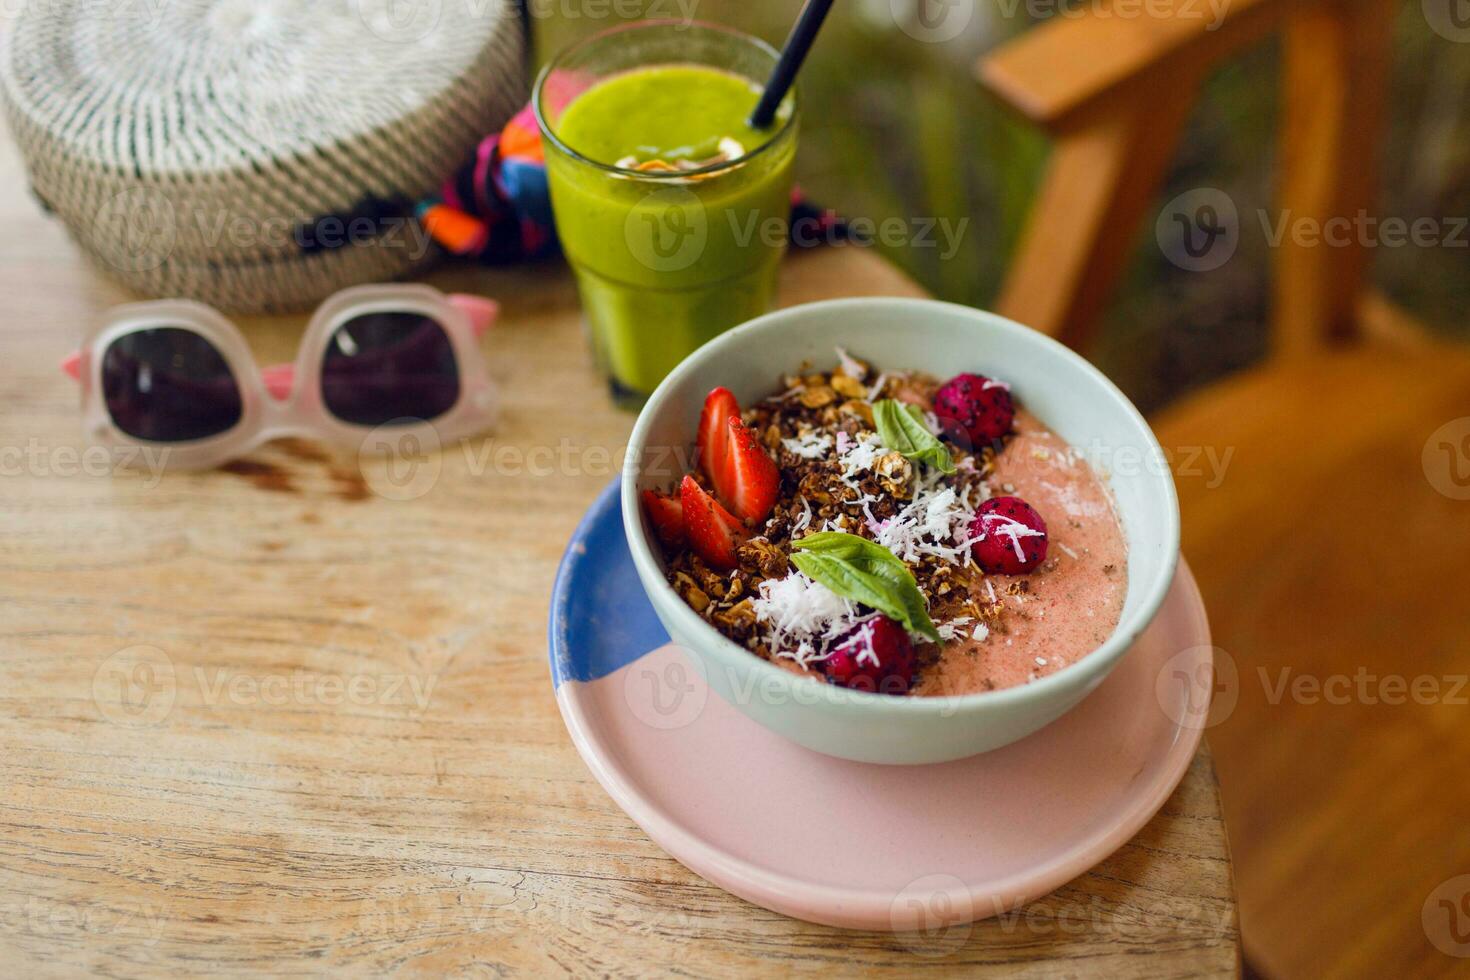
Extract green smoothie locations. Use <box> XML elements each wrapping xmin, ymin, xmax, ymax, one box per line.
<box><xmin>543</xmin><ymin>63</ymin><xmax>797</xmax><ymax>405</ymax></box>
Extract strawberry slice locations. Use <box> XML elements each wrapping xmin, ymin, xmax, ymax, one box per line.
<box><xmin>697</xmin><ymin>387</ymin><xmax>741</xmax><ymax>502</ymax></box>
<box><xmin>724</xmin><ymin>417</ymin><xmax>779</xmax><ymax>523</ymax></box>
<box><xmin>679</xmin><ymin>474</ymin><xmax>743</xmax><ymax>570</ymax></box>
<box><xmin>640</xmin><ymin>489</ymin><xmax>685</xmax><ymax>548</ymax></box>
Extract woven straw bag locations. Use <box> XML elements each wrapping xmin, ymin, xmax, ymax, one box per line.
<box><xmin>1</xmin><ymin>0</ymin><xmax>528</xmax><ymax>313</ymax></box>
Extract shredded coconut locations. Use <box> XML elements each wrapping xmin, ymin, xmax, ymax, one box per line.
<box><xmin>782</xmin><ymin>428</ymin><xmax>833</xmax><ymax>460</ymax></box>
<box><xmin>867</xmin><ymin>468</ymin><xmax>984</xmax><ymax>564</ymax></box>
<box><xmin>751</xmin><ymin>571</ymin><xmax>871</xmax><ymax>667</ymax></box>
<box><xmin>845</xmin><ymin>618</ymin><xmax>880</xmax><ymax>667</ymax></box>
<box><xmin>791</xmin><ymin>495</ymin><xmax>813</xmax><ymax>534</ymax></box>
<box><xmin>935</xmin><ymin>616</ymin><xmax>974</xmax><ymax>642</ymax></box>
<box><xmin>834</xmin><ymin>346</ymin><xmax>868</xmax><ymax>381</ymax></box>
<box><xmin>935</xmin><ymin>620</ymin><xmax>963</xmax><ymax>641</ymax></box>
<box><xmin>838</xmin><ymin>431</ymin><xmax>885</xmax><ymax>478</ymax></box>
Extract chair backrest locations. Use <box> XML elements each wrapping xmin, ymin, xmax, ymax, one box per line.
<box><xmin>977</xmin><ymin>0</ymin><xmax>1396</xmax><ymax>359</ymax></box>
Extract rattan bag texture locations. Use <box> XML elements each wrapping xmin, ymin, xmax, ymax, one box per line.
<box><xmin>1</xmin><ymin>0</ymin><xmax>528</xmax><ymax>313</ymax></box>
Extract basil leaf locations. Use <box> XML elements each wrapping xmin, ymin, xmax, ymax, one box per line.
<box><xmin>792</xmin><ymin>532</ymin><xmax>941</xmax><ymax>643</ymax></box>
<box><xmin>873</xmin><ymin>399</ymin><xmax>955</xmax><ymax>474</ymax></box>
<box><xmin>791</xmin><ymin>552</ymin><xmax>910</xmax><ymax>624</ymax></box>
<box><xmin>866</xmin><ymin>560</ymin><xmax>941</xmax><ymax>643</ymax></box>
<box><xmin>791</xmin><ymin>530</ymin><xmax>899</xmax><ymax>564</ymax></box>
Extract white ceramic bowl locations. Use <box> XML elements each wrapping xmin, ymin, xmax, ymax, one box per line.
<box><xmin>622</xmin><ymin>298</ymin><xmax>1179</xmax><ymax>764</ymax></box>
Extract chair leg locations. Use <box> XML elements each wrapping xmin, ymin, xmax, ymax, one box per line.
<box><xmin>994</xmin><ymin>74</ymin><xmax>1200</xmax><ymax>351</ymax></box>
<box><xmin>1274</xmin><ymin>0</ymin><xmax>1396</xmax><ymax>356</ymax></box>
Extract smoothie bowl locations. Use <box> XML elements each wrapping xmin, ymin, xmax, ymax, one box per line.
<box><xmin>621</xmin><ymin>299</ymin><xmax>1179</xmax><ymax>764</ymax></box>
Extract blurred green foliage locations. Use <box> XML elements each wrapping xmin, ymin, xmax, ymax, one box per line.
<box><xmin>533</xmin><ymin>0</ymin><xmax>1467</xmax><ymax>409</ymax></box>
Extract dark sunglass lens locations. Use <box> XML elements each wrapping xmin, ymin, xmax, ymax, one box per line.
<box><xmin>102</xmin><ymin>328</ymin><xmax>244</xmax><ymax>442</ymax></box>
<box><xmin>320</xmin><ymin>312</ymin><xmax>460</xmax><ymax>426</ymax></box>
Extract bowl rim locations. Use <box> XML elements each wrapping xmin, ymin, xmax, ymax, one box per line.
<box><xmin>621</xmin><ymin>297</ymin><xmax>1181</xmax><ymax>715</ymax></box>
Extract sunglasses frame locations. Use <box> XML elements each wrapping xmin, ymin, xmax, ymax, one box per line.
<box><xmin>74</xmin><ymin>284</ymin><xmax>499</xmax><ymax>471</ymax></box>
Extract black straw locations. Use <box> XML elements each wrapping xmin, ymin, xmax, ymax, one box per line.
<box><xmin>748</xmin><ymin>0</ymin><xmax>835</xmax><ymax>130</ymax></box>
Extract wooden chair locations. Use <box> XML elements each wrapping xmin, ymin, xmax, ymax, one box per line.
<box><xmin>979</xmin><ymin>1</ymin><xmax>1470</xmax><ymax>976</ymax></box>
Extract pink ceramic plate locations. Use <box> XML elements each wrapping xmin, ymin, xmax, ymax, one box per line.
<box><xmin>550</xmin><ymin>481</ymin><xmax>1212</xmax><ymax>930</ymax></box>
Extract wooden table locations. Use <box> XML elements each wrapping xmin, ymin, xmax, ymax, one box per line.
<box><xmin>0</xmin><ymin>135</ymin><xmax>1238</xmax><ymax>975</ymax></box>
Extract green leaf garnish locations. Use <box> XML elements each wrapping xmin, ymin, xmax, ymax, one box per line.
<box><xmin>873</xmin><ymin>399</ymin><xmax>955</xmax><ymax>474</ymax></box>
<box><xmin>791</xmin><ymin>552</ymin><xmax>912</xmax><ymax>627</ymax></box>
<box><xmin>791</xmin><ymin>532</ymin><xmax>941</xmax><ymax>643</ymax></box>
<box><xmin>788</xmin><ymin>530</ymin><xmax>899</xmax><ymax>563</ymax></box>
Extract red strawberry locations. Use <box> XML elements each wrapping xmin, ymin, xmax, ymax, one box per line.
<box><xmin>821</xmin><ymin>616</ymin><xmax>915</xmax><ymax>695</ymax></box>
<box><xmin>640</xmin><ymin>489</ymin><xmax>685</xmax><ymax>548</ymax></box>
<box><xmin>679</xmin><ymin>475</ymin><xmax>744</xmax><ymax>570</ymax></box>
<box><xmin>723</xmin><ymin>416</ymin><xmax>778</xmax><ymax>523</ymax></box>
<box><xmin>934</xmin><ymin>373</ymin><xmax>1015</xmax><ymax>450</ymax></box>
<box><xmin>697</xmin><ymin>387</ymin><xmax>741</xmax><ymax>501</ymax></box>
<box><xmin>969</xmin><ymin>496</ymin><xmax>1048</xmax><ymax>575</ymax></box>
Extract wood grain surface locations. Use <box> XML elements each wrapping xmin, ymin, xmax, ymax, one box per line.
<box><xmin>1155</xmin><ymin>347</ymin><xmax>1470</xmax><ymax>979</ymax></box>
<box><xmin>0</xmin><ymin>135</ymin><xmax>1238</xmax><ymax>976</ymax></box>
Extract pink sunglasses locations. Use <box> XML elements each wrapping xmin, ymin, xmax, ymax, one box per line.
<box><xmin>63</xmin><ymin>285</ymin><xmax>499</xmax><ymax>470</ymax></box>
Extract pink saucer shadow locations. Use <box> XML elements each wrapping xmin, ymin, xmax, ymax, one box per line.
<box><xmin>556</xmin><ymin>562</ymin><xmax>1213</xmax><ymax>931</ymax></box>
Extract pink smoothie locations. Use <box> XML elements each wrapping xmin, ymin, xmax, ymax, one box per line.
<box><xmin>912</xmin><ymin>410</ymin><xmax>1128</xmax><ymax>696</ymax></box>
